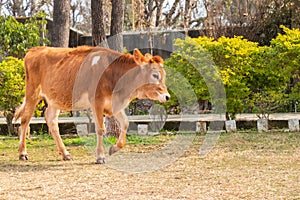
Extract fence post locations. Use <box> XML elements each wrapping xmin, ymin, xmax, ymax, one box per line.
<box><xmin>196</xmin><ymin>121</ymin><xmax>207</xmax><ymax>134</ymax></box>
<box><xmin>225</xmin><ymin>120</ymin><xmax>237</xmax><ymax>133</ymax></box>
<box><xmin>257</xmin><ymin>119</ymin><xmax>268</xmax><ymax>132</ymax></box>
<box><xmin>76</xmin><ymin>124</ymin><xmax>88</xmax><ymax>136</ymax></box>
<box><xmin>138</xmin><ymin>124</ymin><xmax>148</xmax><ymax>136</ymax></box>
<box><xmin>288</xmin><ymin>118</ymin><xmax>299</xmax><ymax>132</ymax></box>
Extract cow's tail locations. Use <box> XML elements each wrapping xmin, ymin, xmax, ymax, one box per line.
<box><xmin>14</xmin><ymin>100</ymin><xmax>26</xmax><ymax>122</ymax></box>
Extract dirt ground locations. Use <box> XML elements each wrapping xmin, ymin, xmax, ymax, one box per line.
<box><xmin>0</xmin><ymin>133</ymin><xmax>299</xmax><ymax>200</ymax></box>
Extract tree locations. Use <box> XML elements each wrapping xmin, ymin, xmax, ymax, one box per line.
<box><xmin>0</xmin><ymin>15</ymin><xmax>49</xmax><ymax>58</ymax></box>
<box><xmin>70</xmin><ymin>0</ymin><xmax>84</xmax><ymax>27</ymax></box>
<box><xmin>70</xmin><ymin>0</ymin><xmax>91</xmax><ymax>34</ymax></box>
<box><xmin>249</xmin><ymin>0</ymin><xmax>300</xmax><ymax>45</ymax></box>
<box><xmin>105</xmin><ymin>0</ymin><xmax>125</xmax><ymax>136</ymax></box>
<box><xmin>247</xmin><ymin>45</ymin><xmax>289</xmax><ymax>119</ymax></box>
<box><xmin>0</xmin><ymin>0</ymin><xmax>6</xmax><ymax>14</ymax></box>
<box><xmin>5</xmin><ymin>0</ymin><xmax>30</xmax><ymax>16</ymax></box>
<box><xmin>269</xmin><ymin>26</ymin><xmax>300</xmax><ymax>113</ymax></box>
<box><xmin>165</xmin><ymin>30</ymin><xmax>299</xmax><ymax>119</ymax></box>
<box><xmin>91</xmin><ymin>0</ymin><xmax>106</xmax><ymax>46</ymax></box>
<box><xmin>3</xmin><ymin>0</ymin><xmax>52</xmax><ymax>17</ymax></box>
<box><xmin>0</xmin><ymin>15</ymin><xmax>48</xmax><ymax>134</ymax></box>
<box><xmin>109</xmin><ymin>0</ymin><xmax>125</xmax><ymax>52</ymax></box>
<box><xmin>201</xmin><ymin>0</ymin><xmax>300</xmax><ymax>45</ymax></box>
<box><xmin>123</xmin><ymin>0</ymin><xmax>206</xmax><ymax>31</ymax></box>
<box><xmin>0</xmin><ymin>57</ymin><xmax>24</xmax><ymax>135</ymax></box>
<box><xmin>51</xmin><ymin>0</ymin><xmax>70</xmax><ymax>47</ymax></box>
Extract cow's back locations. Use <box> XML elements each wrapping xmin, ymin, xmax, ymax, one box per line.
<box><xmin>24</xmin><ymin>46</ymin><xmax>101</xmax><ymax>110</ymax></box>
<box><xmin>24</xmin><ymin>46</ymin><xmax>95</xmax><ymax>77</ymax></box>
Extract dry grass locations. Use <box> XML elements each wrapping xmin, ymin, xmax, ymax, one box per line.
<box><xmin>0</xmin><ymin>132</ymin><xmax>299</xmax><ymax>200</ymax></box>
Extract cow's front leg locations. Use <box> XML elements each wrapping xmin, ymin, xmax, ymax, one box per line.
<box><xmin>109</xmin><ymin>110</ymin><xmax>129</xmax><ymax>155</ymax></box>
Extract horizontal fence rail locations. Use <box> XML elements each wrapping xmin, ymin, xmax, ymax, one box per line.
<box><xmin>1</xmin><ymin>113</ymin><xmax>300</xmax><ymax>124</ymax></box>
<box><xmin>1</xmin><ymin>113</ymin><xmax>300</xmax><ymax>135</ymax></box>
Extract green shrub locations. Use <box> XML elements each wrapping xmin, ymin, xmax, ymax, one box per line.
<box><xmin>165</xmin><ymin>26</ymin><xmax>300</xmax><ymax>118</ymax></box>
<box><xmin>270</xmin><ymin>26</ymin><xmax>300</xmax><ymax>105</ymax></box>
<box><xmin>0</xmin><ymin>13</ymin><xmax>49</xmax><ymax>59</ymax></box>
<box><xmin>0</xmin><ymin>57</ymin><xmax>25</xmax><ymax>134</ymax></box>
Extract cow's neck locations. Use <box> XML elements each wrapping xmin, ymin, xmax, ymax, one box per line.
<box><xmin>108</xmin><ymin>62</ymin><xmax>141</xmax><ymax>114</ymax></box>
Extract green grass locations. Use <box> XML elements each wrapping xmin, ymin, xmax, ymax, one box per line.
<box><xmin>0</xmin><ymin>133</ymin><xmax>176</xmax><ymax>162</ymax></box>
<box><xmin>126</xmin><ymin>134</ymin><xmax>173</xmax><ymax>145</ymax></box>
<box><xmin>1</xmin><ymin>131</ymin><xmax>299</xmax><ymax>156</ymax></box>
<box><xmin>61</xmin><ymin>133</ymin><xmax>174</xmax><ymax>148</ymax></box>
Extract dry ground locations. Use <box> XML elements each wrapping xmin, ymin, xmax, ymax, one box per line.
<box><xmin>0</xmin><ymin>132</ymin><xmax>299</xmax><ymax>200</ymax></box>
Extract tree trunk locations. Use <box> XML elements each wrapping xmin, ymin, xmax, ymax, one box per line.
<box><xmin>51</xmin><ymin>0</ymin><xmax>70</xmax><ymax>47</ymax></box>
<box><xmin>109</xmin><ymin>0</ymin><xmax>125</xmax><ymax>52</ymax></box>
<box><xmin>105</xmin><ymin>116</ymin><xmax>121</xmax><ymax>138</ymax></box>
<box><xmin>184</xmin><ymin>0</ymin><xmax>192</xmax><ymax>32</ymax></box>
<box><xmin>91</xmin><ymin>0</ymin><xmax>107</xmax><ymax>46</ymax></box>
<box><xmin>146</xmin><ymin>0</ymin><xmax>155</xmax><ymax>26</ymax></box>
<box><xmin>155</xmin><ymin>0</ymin><xmax>164</xmax><ymax>27</ymax></box>
<box><xmin>5</xmin><ymin>112</ymin><xmax>15</xmax><ymax>135</ymax></box>
<box><xmin>105</xmin><ymin>0</ymin><xmax>125</xmax><ymax>137</ymax></box>
<box><xmin>0</xmin><ymin>0</ymin><xmax>5</xmax><ymax>15</ymax></box>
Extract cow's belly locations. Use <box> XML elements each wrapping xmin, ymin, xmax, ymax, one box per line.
<box><xmin>72</xmin><ymin>93</ymin><xmax>90</xmax><ymax>110</ymax></box>
<box><xmin>41</xmin><ymin>91</ymin><xmax>91</xmax><ymax>111</ymax></box>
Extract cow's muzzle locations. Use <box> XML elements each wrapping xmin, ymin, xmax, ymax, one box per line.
<box><xmin>159</xmin><ymin>93</ymin><xmax>170</xmax><ymax>102</ymax></box>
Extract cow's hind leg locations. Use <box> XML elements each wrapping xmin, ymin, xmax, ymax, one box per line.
<box><xmin>92</xmin><ymin>104</ymin><xmax>106</xmax><ymax>164</ymax></box>
<box><xmin>45</xmin><ymin>106</ymin><xmax>71</xmax><ymax>160</ymax></box>
<box><xmin>17</xmin><ymin>97</ymin><xmax>40</xmax><ymax>160</ymax></box>
<box><xmin>109</xmin><ymin>110</ymin><xmax>129</xmax><ymax>155</ymax></box>
<box><xmin>95</xmin><ymin>124</ymin><xmax>105</xmax><ymax>164</ymax></box>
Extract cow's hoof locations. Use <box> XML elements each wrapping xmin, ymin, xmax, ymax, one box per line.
<box><xmin>19</xmin><ymin>154</ymin><xmax>28</xmax><ymax>161</ymax></box>
<box><xmin>96</xmin><ymin>157</ymin><xmax>105</xmax><ymax>164</ymax></box>
<box><xmin>109</xmin><ymin>145</ymin><xmax>116</xmax><ymax>156</ymax></box>
<box><xmin>63</xmin><ymin>155</ymin><xmax>72</xmax><ymax>161</ymax></box>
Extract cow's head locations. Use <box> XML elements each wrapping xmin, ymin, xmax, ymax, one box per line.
<box><xmin>132</xmin><ymin>49</ymin><xmax>170</xmax><ymax>103</ymax></box>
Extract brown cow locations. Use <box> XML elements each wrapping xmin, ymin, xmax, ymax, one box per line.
<box><xmin>14</xmin><ymin>46</ymin><xmax>170</xmax><ymax>164</ymax></box>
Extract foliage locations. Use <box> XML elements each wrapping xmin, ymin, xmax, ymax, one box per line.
<box><xmin>0</xmin><ymin>57</ymin><xmax>25</xmax><ymax>114</ymax></box>
<box><xmin>0</xmin><ymin>57</ymin><xmax>24</xmax><ymax>134</ymax></box>
<box><xmin>200</xmin><ymin>36</ymin><xmax>259</xmax><ymax>118</ymax></box>
<box><xmin>34</xmin><ymin>100</ymin><xmax>46</xmax><ymax>118</ymax></box>
<box><xmin>246</xmin><ymin>44</ymin><xmax>289</xmax><ymax>118</ymax></box>
<box><xmin>270</xmin><ymin>26</ymin><xmax>300</xmax><ymax>103</ymax></box>
<box><xmin>0</xmin><ymin>13</ymin><xmax>49</xmax><ymax>59</ymax></box>
<box><xmin>0</xmin><ymin>13</ymin><xmax>49</xmax><ymax>134</ymax></box>
<box><xmin>165</xmin><ymin>36</ymin><xmax>257</xmax><ymax>118</ymax></box>
<box><xmin>164</xmin><ymin>37</ymin><xmax>221</xmax><ymax>115</ymax></box>
<box><xmin>165</xmin><ymin>26</ymin><xmax>300</xmax><ymax>119</ymax></box>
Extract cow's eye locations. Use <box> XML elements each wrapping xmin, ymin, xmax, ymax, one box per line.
<box><xmin>152</xmin><ymin>73</ymin><xmax>160</xmax><ymax>80</ymax></box>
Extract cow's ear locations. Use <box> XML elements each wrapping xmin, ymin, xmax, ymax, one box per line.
<box><xmin>145</xmin><ymin>53</ymin><xmax>152</xmax><ymax>59</ymax></box>
<box><xmin>133</xmin><ymin>48</ymin><xmax>145</xmax><ymax>65</ymax></box>
<box><xmin>152</xmin><ymin>56</ymin><xmax>164</xmax><ymax>65</ymax></box>
<box><xmin>144</xmin><ymin>53</ymin><xmax>153</xmax><ymax>63</ymax></box>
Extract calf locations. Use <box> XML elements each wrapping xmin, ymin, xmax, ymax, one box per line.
<box><xmin>14</xmin><ymin>46</ymin><xmax>170</xmax><ymax>164</ymax></box>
